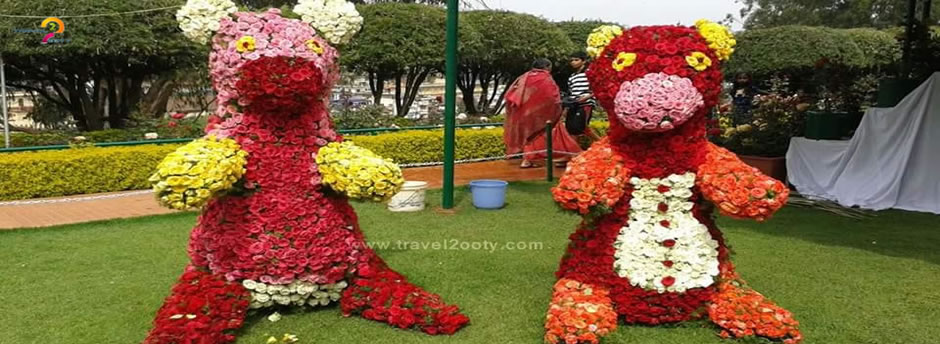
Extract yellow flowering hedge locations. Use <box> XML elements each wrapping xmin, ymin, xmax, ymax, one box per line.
<box><xmin>0</xmin><ymin>144</ymin><xmax>179</xmax><ymax>201</ymax></box>
<box><xmin>316</xmin><ymin>141</ymin><xmax>404</xmax><ymax>201</ymax></box>
<box><xmin>0</xmin><ymin>125</ymin><xmax>611</xmax><ymax>201</ymax></box>
<box><xmin>149</xmin><ymin>136</ymin><xmax>248</xmax><ymax>210</ymax></box>
<box><xmin>349</xmin><ymin>128</ymin><xmax>507</xmax><ymax>164</ymax></box>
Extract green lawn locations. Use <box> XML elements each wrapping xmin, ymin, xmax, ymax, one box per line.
<box><xmin>1</xmin><ymin>182</ymin><xmax>939</xmax><ymax>344</ymax></box>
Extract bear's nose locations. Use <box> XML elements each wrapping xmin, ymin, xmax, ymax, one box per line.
<box><xmin>613</xmin><ymin>72</ymin><xmax>704</xmax><ymax>132</ymax></box>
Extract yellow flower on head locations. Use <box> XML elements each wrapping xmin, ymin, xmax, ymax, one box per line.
<box><xmin>586</xmin><ymin>25</ymin><xmax>624</xmax><ymax>58</ymax></box>
<box><xmin>236</xmin><ymin>36</ymin><xmax>256</xmax><ymax>53</ymax></box>
<box><xmin>612</xmin><ymin>52</ymin><xmax>637</xmax><ymax>71</ymax></box>
<box><xmin>686</xmin><ymin>51</ymin><xmax>712</xmax><ymax>71</ymax></box>
<box><xmin>305</xmin><ymin>39</ymin><xmax>324</xmax><ymax>55</ymax></box>
<box><xmin>694</xmin><ymin>19</ymin><xmax>735</xmax><ymax>61</ymax></box>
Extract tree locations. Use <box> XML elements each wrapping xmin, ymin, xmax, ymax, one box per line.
<box><xmin>555</xmin><ymin>20</ymin><xmax>622</xmax><ymax>49</ymax></box>
<box><xmin>738</xmin><ymin>0</ymin><xmax>940</xmax><ymax>29</ymax></box>
<box><xmin>727</xmin><ymin>26</ymin><xmax>901</xmax><ymax>112</ymax></box>
<box><xmin>459</xmin><ymin>11</ymin><xmax>575</xmax><ymax>114</ymax></box>
<box><xmin>0</xmin><ymin>0</ymin><xmax>202</xmax><ymax>130</ymax></box>
<box><xmin>341</xmin><ymin>3</ymin><xmax>447</xmax><ymax>117</ymax></box>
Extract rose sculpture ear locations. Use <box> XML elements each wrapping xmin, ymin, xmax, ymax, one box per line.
<box><xmin>293</xmin><ymin>0</ymin><xmax>364</xmax><ymax>45</ymax></box>
<box><xmin>693</xmin><ymin>19</ymin><xmax>736</xmax><ymax>61</ymax></box>
<box><xmin>586</xmin><ymin>25</ymin><xmax>624</xmax><ymax>59</ymax></box>
<box><xmin>176</xmin><ymin>0</ymin><xmax>239</xmax><ymax>44</ymax></box>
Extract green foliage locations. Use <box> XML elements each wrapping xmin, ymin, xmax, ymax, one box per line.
<box><xmin>349</xmin><ymin>128</ymin><xmax>505</xmax><ymax>164</ymax></box>
<box><xmin>739</xmin><ymin>0</ymin><xmax>940</xmax><ymax>29</ymax></box>
<box><xmin>455</xmin><ymin>11</ymin><xmax>575</xmax><ymax>114</ymax></box>
<box><xmin>715</xmin><ymin>79</ymin><xmax>809</xmax><ymax>157</ymax></box>
<box><xmin>726</xmin><ymin>26</ymin><xmax>900</xmax><ymax>76</ymax></box>
<box><xmin>332</xmin><ymin>105</ymin><xmax>413</xmax><ymax>130</ymax></box>
<box><xmin>342</xmin><ymin>3</ymin><xmax>446</xmax><ymax>73</ymax></box>
<box><xmin>0</xmin><ymin>0</ymin><xmax>203</xmax><ymax>130</ymax></box>
<box><xmin>25</xmin><ymin>97</ymin><xmax>73</xmax><ymax>130</ymax></box>
<box><xmin>462</xmin><ymin>11</ymin><xmax>575</xmax><ymax>77</ymax></box>
<box><xmin>0</xmin><ymin>144</ymin><xmax>180</xmax><ymax>200</ymax></box>
<box><xmin>554</xmin><ymin>20</ymin><xmax>621</xmax><ymax>52</ymax></box>
<box><xmin>8</xmin><ymin>119</ymin><xmax>204</xmax><ymax>147</ymax></box>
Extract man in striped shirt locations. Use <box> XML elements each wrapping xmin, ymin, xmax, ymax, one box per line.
<box><xmin>567</xmin><ymin>51</ymin><xmax>602</xmax><ymax>141</ymax></box>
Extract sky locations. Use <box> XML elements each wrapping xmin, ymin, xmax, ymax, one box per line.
<box><xmin>486</xmin><ymin>0</ymin><xmax>746</xmax><ymax>30</ymax></box>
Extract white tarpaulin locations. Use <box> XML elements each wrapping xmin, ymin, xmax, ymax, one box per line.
<box><xmin>787</xmin><ymin>72</ymin><xmax>940</xmax><ymax>214</ymax></box>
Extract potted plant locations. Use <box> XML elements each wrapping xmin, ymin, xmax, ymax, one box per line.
<box><xmin>713</xmin><ymin>88</ymin><xmax>808</xmax><ymax>182</ymax></box>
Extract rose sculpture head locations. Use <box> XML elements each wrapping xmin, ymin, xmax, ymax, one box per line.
<box><xmin>176</xmin><ymin>0</ymin><xmax>362</xmax><ymax>129</ymax></box>
<box><xmin>585</xmin><ymin>21</ymin><xmax>735</xmax><ymax>134</ymax></box>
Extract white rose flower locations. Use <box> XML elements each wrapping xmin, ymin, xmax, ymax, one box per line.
<box><xmin>177</xmin><ymin>0</ymin><xmax>238</xmax><ymax>44</ymax></box>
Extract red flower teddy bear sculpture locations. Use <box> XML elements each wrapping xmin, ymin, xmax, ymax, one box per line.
<box><xmin>546</xmin><ymin>23</ymin><xmax>802</xmax><ymax>344</ymax></box>
<box><xmin>143</xmin><ymin>0</ymin><xmax>468</xmax><ymax>342</ymax></box>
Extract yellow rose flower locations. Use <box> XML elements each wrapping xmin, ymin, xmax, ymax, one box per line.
<box><xmin>236</xmin><ymin>36</ymin><xmax>256</xmax><ymax>53</ymax></box>
<box><xmin>686</xmin><ymin>51</ymin><xmax>712</xmax><ymax>71</ymax></box>
<box><xmin>612</xmin><ymin>52</ymin><xmax>637</xmax><ymax>72</ymax></box>
<box><xmin>305</xmin><ymin>39</ymin><xmax>324</xmax><ymax>55</ymax></box>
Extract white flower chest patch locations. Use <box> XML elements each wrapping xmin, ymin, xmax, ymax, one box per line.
<box><xmin>613</xmin><ymin>172</ymin><xmax>720</xmax><ymax>293</ymax></box>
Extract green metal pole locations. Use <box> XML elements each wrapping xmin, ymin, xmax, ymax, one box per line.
<box><xmin>442</xmin><ymin>0</ymin><xmax>459</xmax><ymax>209</ymax></box>
<box><xmin>545</xmin><ymin>121</ymin><xmax>553</xmax><ymax>181</ymax></box>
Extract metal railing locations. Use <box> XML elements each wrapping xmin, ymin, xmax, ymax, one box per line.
<box><xmin>0</xmin><ymin>123</ymin><xmax>503</xmax><ymax>154</ymax></box>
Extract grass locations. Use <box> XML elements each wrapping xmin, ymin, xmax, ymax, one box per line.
<box><xmin>1</xmin><ymin>182</ymin><xmax>939</xmax><ymax>344</ymax></box>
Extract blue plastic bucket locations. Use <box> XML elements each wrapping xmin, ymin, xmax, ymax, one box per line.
<box><xmin>469</xmin><ymin>179</ymin><xmax>508</xmax><ymax>209</ymax></box>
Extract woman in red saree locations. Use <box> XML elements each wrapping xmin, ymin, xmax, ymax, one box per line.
<box><xmin>504</xmin><ymin>59</ymin><xmax>583</xmax><ymax>168</ymax></box>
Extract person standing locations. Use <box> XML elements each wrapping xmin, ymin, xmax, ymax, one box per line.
<box><xmin>504</xmin><ymin>59</ymin><xmax>582</xmax><ymax>168</ymax></box>
<box><xmin>566</xmin><ymin>51</ymin><xmax>602</xmax><ymax>142</ymax></box>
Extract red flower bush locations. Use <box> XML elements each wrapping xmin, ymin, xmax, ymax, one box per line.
<box><xmin>341</xmin><ymin>259</ymin><xmax>469</xmax><ymax>335</ymax></box>
<box><xmin>144</xmin><ymin>267</ymin><xmax>251</xmax><ymax>344</ymax></box>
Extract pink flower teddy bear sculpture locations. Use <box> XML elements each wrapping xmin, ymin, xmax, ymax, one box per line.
<box><xmin>143</xmin><ymin>1</ymin><xmax>468</xmax><ymax>342</ymax></box>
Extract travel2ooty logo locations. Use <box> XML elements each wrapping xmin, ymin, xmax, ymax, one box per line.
<box><xmin>12</xmin><ymin>17</ymin><xmax>71</xmax><ymax>44</ymax></box>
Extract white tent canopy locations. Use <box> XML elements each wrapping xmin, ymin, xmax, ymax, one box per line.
<box><xmin>787</xmin><ymin>72</ymin><xmax>940</xmax><ymax>214</ymax></box>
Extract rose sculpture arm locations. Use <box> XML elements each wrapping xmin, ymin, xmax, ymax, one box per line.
<box><xmin>315</xmin><ymin>141</ymin><xmax>405</xmax><ymax>202</ymax></box>
<box><xmin>696</xmin><ymin>142</ymin><xmax>789</xmax><ymax>221</ymax></box>
<box><xmin>149</xmin><ymin>136</ymin><xmax>248</xmax><ymax>210</ymax></box>
<box><xmin>551</xmin><ymin>137</ymin><xmax>631</xmax><ymax>216</ymax></box>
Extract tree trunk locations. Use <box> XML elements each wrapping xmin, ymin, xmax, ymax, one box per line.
<box><xmin>457</xmin><ymin>67</ymin><xmax>478</xmax><ymax>114</ymax></box>
<box><xmin>139</xmin><ymin>75</ymin><xmax>175</xmax><ymax>118</ymax></box>
<box><xmin>394</xmin><ymin>67</ymin><xmax>432</xmax><ymax>118</ymax></box>
<box><xmin>367</xmin><ymin>72</ymin><xmax>385</xmax><ymax>106</ymax></box>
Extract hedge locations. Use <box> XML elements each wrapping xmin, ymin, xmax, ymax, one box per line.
<box><xmin>1</xmin><ymin>123</ymin><xmax>610</xmax><ymax>201</ymax></box>
<box><xmin>0</xmin><ymin>144</ymin><xmax>180</xmax><ymax>201</ymax></box>
<box><xmin>726</xmin><ymin>26</ymin><xmax>900</xmax><ymax>76</ymax></box>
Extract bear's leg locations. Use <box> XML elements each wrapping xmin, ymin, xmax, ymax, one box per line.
<box><xmin>707</xmin><ymin>264</ymin><xmax>803</xmax><ymax>343</ymax></box>
<box><xmin>339</xmin><ymin>254</ymin><xmax>469</xmax><ymax>335</ymax></box>
<box><xmin>544</xmin><ymin>278</ymin><xmax>618</xmax><ymax>344</ymax></box>
<box><xmin>143</xmin><ymin>265</ymin><xmax>251</xmax><ymax>344</ymax></box>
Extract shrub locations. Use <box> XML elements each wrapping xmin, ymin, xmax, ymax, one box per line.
<box><xmin>348</xmin><ymin>128</ymin><xmax>505</xmax><ymax>164</ymax></box>
<box><xmin>0</xmin><ymin>144</ymin><xmax>180</xmax><ymax>200</ymax></box>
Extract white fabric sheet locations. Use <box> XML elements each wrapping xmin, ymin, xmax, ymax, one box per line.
<box><xmin>787</xmin><ymin>72</ymin><xmax>940</xmax><ymax>214</ymax></box>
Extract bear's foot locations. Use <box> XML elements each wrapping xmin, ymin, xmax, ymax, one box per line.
<box><xmin>340</xmin><ymin>258</ymin><xmax>468</xmax><ymax>335</ymax></box>
<box><xmin>144</xmin><ymin>266</ymin><xmax>251</xmax><ymax>344</ymax></box>
<box><xmin>708</xmin><ymin>279</ymin><xmax>802</xmax><ymax>344</ymax></box>
<box><xmin>544</xmin><ymin>279</ymin><xmax>618</xmax><ymax>344</ymax></box>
